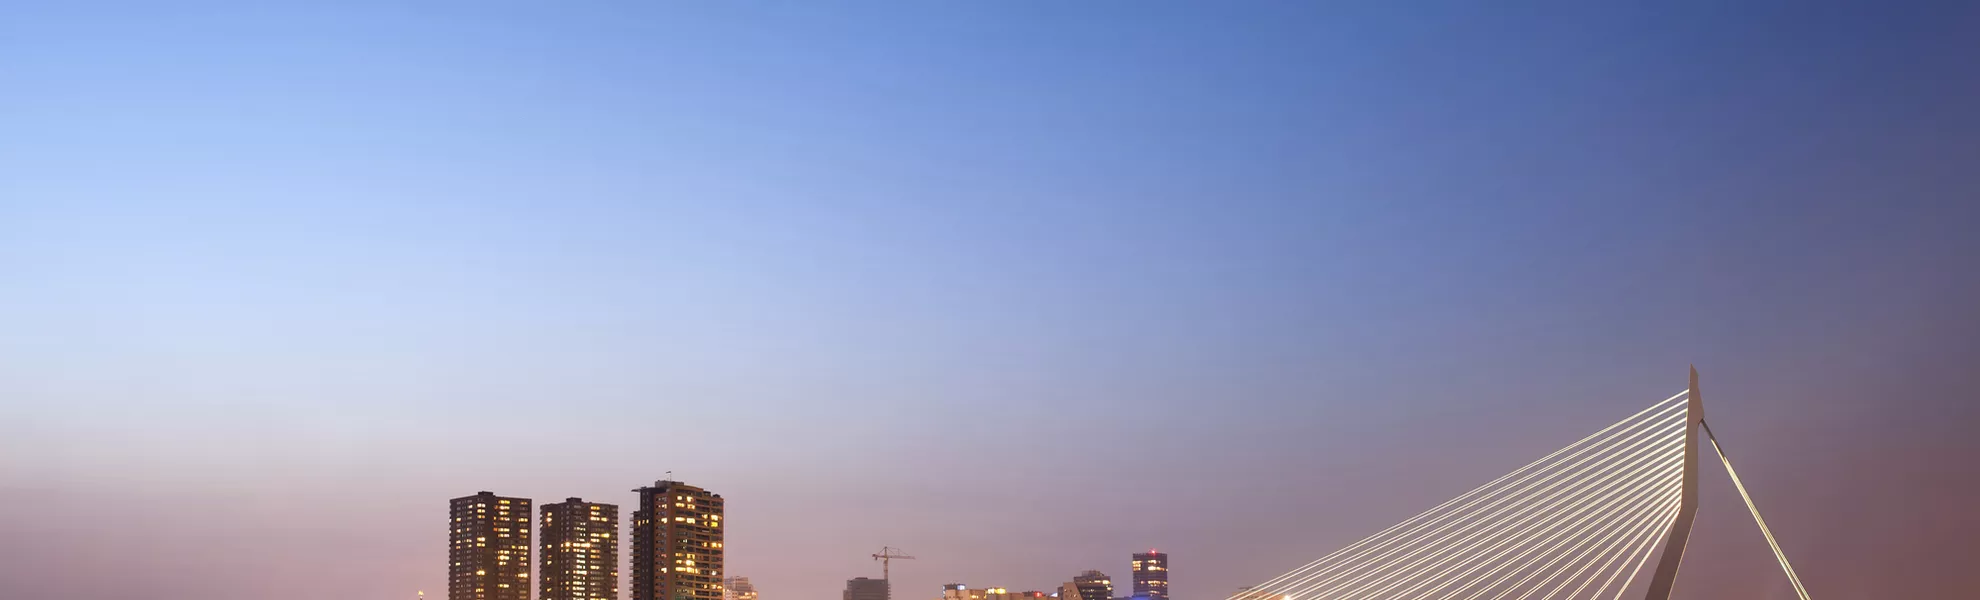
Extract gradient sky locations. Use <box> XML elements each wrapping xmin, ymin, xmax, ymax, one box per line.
<box><xmin>3</xmin><ymin>2</ymin><xmax>1977</xmax><ymax>599</ymax></box>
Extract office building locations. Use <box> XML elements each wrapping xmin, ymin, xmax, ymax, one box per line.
<box><xmin>1131</xmin><ymin>551</ymin><xmax>1168</xmax><ymax>600</ymax></box>
<box><xmin>632</xmin><ymin>479</ymin><xmax>726</xmax><ymax>600</ymax></box>
<box><xmin>450</xmin><ymin>492</ymin><xmax>533</xmax><ymax>600</ymax></box>
<box><xmin>1062</xmin><ymin>571</ymin><xmax>1112</xmax><ymax>600</ymax></box>
<box><xmin>845</xmin><ymin>577</ymin><xmax>889</xmax><ymax>600</ymax></box>
<box><xmin>541</xmin><ymin>498</ymin><xmax>619</xmax><ymax>600</ymax></box>
<box><xmin>723</xmin><ymin>577</ymin><xmax>757</xmax><ymax>600</ymax></box>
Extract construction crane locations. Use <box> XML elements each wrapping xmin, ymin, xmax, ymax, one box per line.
<box><xmin>871</xmin><ymin>546</ymin><xmax>916</xmax><ymax>581</ymax></box>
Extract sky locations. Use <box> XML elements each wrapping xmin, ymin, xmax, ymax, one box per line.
<box><xmin>2</xmin><ymin>1</ymin><xmax>1978</xmax><ymax>599</ymax></box>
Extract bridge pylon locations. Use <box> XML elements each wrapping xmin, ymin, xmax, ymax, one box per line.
<box><xmin>1642</xmin><ymin>367</ymin><xmax>1702</xmax><ymax>600</ymax></box>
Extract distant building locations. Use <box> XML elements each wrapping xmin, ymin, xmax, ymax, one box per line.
<box><xmin>449</xmin><ymin>492</ymin><xmax>533</xmax><ymax>600</ymax></box>
<box><xmin>942</xmin><ymin>584</ymin><xmax>1045</xmax><ymax>600</ymax></box>
<box><xmin>633</xmin><ymin>479</ymin><xmax>726</xmax><ymax>600</ymax></box>
<box><xmin>1062</xmin><ymin>571</ymin><xmax>1112</xmax><ymax>600</ymax></box>
<box><xmin>724</xmin><ymin>577</ymin><xmax>758</xmax><ymax>600</ymax></box>
<box><xmin>541</xmin><ymin>498</ymin><xmax>619</xmax><ymax>600</ymax></box>
<box><xmin>1229</xmin><ymin>587</ymin><xmax>1288</xmax><ymax>600</ymax></box>
<box><xmin>845</xmin><ymin>577</ymin><xmax>890</xmax><ymax>600</ymax></box>
<box><xmin>1131</xmin><ymin>551</ymin><xmax>1168</xmax><ymax>600</ymax></box>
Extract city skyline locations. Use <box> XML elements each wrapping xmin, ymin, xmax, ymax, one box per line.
<box><xmin>6</xmin><ymin>2</ymin><xmax>1979</xmax><ymax>599</ymax></box>
<box><xmin>448</xmin><ymin>483</ymin><xmax>1180</xmax><ymax>600</ymax></box>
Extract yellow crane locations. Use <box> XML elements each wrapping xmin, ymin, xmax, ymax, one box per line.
<box><xmin>871</xmin><ymin>546</ymin><xmax>916</xmax><ymax>581</ymax></box>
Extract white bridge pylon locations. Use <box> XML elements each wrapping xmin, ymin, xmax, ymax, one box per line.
<box><xmin>1234</xmin><ymin>369</ymin><xmax>1809</xmax><ymax>600</ymax></box>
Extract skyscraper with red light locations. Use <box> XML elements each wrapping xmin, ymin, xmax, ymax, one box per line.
<box><xmin>1132</xmin><ymin>551</ymin><xmax>1168</xmax><ymax>600</ymax></box>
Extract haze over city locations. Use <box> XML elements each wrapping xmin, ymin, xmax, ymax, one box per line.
<box><xmin>3</xmin><ymin>2</ymin><xmax>1978</xmax><ymax>600</ymax></box>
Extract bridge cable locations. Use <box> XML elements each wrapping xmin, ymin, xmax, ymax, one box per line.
<box><xmin>1474</xmin><ymin>484</ymin><xmax>1681</xmax><ymax>600</ymax></box>
<box><xmin>1596</xmin><ymin>499</ymin><xmax>1684</xmax><ymax>600</ymax></box>
<box><xmin>1238</xmin><ymin>392</ymin><xmax>1693</xmax><ymax>600</ymax></box>
<box><xmin>1291</xmin><ymin>429</ymin><xmax>1683</xmax><ymax>598</ymax></box>
<box><xmin>1230</xmin><ymin>392</ymin><xmax>1688</xmax><ymax>600</ymax></box>
<box><xmin>1414</xmin><ymin>467</ymin><xmax>1681</xmax><ymax>600</ymax></box>
<box><xmin>1556</xmin><ymin>499</ymin><xmax>1683</xmax><ymax>600</ymax></box>
<box><xmin>1281</xmin><ymin>431</ymin><xmax>1681</xmax><ymax>599</ymax></box>
<box><xmin>1254</xmin><ymin>397</ymin><xmax>1687</xmax><ymax>599</ymax></box>
<box><xmin>1702</xmin><ymin>420</ymin><xmax>1812</xmax><ymax>600</ymax></box>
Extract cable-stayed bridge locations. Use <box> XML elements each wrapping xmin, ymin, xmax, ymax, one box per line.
<box><xmin>1234</xmin><ymin>369</ymin><xmax>1809</xmax><ymax>600</ymax></box>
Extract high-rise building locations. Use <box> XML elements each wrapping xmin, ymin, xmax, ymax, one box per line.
<box><xmin>844</xmin><ymin>577</ymin><xmax>889</xmax><ymax>600</ymax></box>
<box><xmin>540</xmin><ymin>498</ymin><xmax>619</xmax><ymax>600</ymax></box>
<box><xmin>723</xmin><ymin>576</ymin><xmax>757</xmax><ymax>600</ymax></box>
<box><xmin>1131</xmin><ymin>551</ymin><xmax>1168</xmax><ymax>600</ymax></box>
<box><xmin>450</xmin><ymin>492</ymin><xmax>533</xmax><ymax>600</ymax></box>
<box><xmin>632</xmin><ymin>479</ymin><xmax>725</xmax><ymax>600</ymax></box>
<box><xmin>1062</xmin><ymin>571</ymin><xmax>1112</xmax><ymax>600</ymax></box>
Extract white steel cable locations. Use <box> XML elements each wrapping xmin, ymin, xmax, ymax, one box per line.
<box><xmin>1247</xmin><ymin>403</ymin><xmax>1684</xmax><ymax>600</ymax></box>
<box><xmin>1602</xmin><ymin>493</ymin><xmax>1681</xmax><ymax>600</ymax></box>
<box><xmin>1703</xmin><ymin>422</ymin><xmax>1811</xmax><ymax>600</ymax></box>
<box><xmin>1371</xmin><ymin>464</ymin><xmax>1680</xmax><ymax>600</ymax></box>
<box><xmin>1311</xmin><ymin>448</ymin><xmax>1683</xmax><ymax>600</ymax></box>
<box><xmin>1582</xmin><ymin>500</ymin><xmax>1684</xmax><ymax>600</ymax></box>
<box><xmin>1270</xmin><ymin>414</ymin><xmax>1686</xmax><ymax>599</ymax></box>
<box><xmin>1280</xmin><ymin>430</ymin><xmax>1684</xmax><ymax>600</ymax></box>
<box><xmin>1407</xmin><ymin>477</ymin><xmax>1680</xmax><ymax>600</ymax></box>
<box><xmin>1236</xmin><ymin>393</ymin><xmax>1688</xmax><ymax>598</ymax></box>
<box><xmin>1389</xmin><ymin>457</ymin><xmax>1684</xmax><ymax>600</ymax></box>
<box><xmin>1279</xmin><ymin>430</ymin><xmax>1684</xmax><ymax>600</ymax></box>
<box><xmin>1397</xmin><ymin>464</ymin><xmax>1682</xmax><ymax>600</ymax></box>
<box><xmin>1535</xmin><ymin>487</ymin><xmax>1684</xmax><ymax>600</ymax></box>
<box><xmin>1474</xmin><ymin>484</ymin><xmax>1682</xmax><ymax>600</ymax></box>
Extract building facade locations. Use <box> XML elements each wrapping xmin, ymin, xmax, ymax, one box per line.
<box><xmin>450</xmin><ymin>492</ymin><xmax>533</xmax><ymax>600</ymax></box>
<box><xmin>1131</xmin><ymin>551</ymin><xmax>1168</xmax><ymax>600</ymax></box>
<box><xmin>632</xmin><ymin>480</ymin><xmax>726</xmax><ymax>600</ymax></box>
<box><xmin>723</xmin><ymin>577</ymin><xmax>757</xmax><ymax>600</ymax></box>
<box><xmin>540</xmin><ymin>498</ymin><xmax>619</xmax><ymax>600</ymax></box>
<box><xmin>941</xmin><ymin>584</ymin><xmax>1048</xmax><ymax>600</ymax></box>
<box><xmin>1063</xmin><ymin>571</ymin><xmax>1112</xmax><ymax>600</ymax></box>
<box><xmin>844</xmin><ymin>577</ymin><xmax>889</xmax><ymax>600</ymax></box>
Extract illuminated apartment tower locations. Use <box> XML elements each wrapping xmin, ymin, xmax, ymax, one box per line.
<box><xmin>541</xmin><ymin>498</ymin><xmax>619</xmax><ymax>600</ymax></box>
<box><xmin>1131</xmin><ymin>551</ymin><xmax>1167</xmax><ymax>600</ymax></box>
<box><xmin>449</xmin><ymin>492</ymin><xmax>533</xmax><ymax>600</ymax></box>
<box><xmin>632</xmin><ymin>479</ymin><xmax>725</xmax><ymax>600</ymax></box>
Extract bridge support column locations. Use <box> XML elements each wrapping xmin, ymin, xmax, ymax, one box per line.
<box><xmin>1644</xmin><ymin>367</ymin><xmax>1702</xmax><ymax>599</ymax></box>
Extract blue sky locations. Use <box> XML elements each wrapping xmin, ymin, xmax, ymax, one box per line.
<box><xmin>3</xmin><ymin>2</ymin><xmax>1977</xmax><ymax>599</ymax></box>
